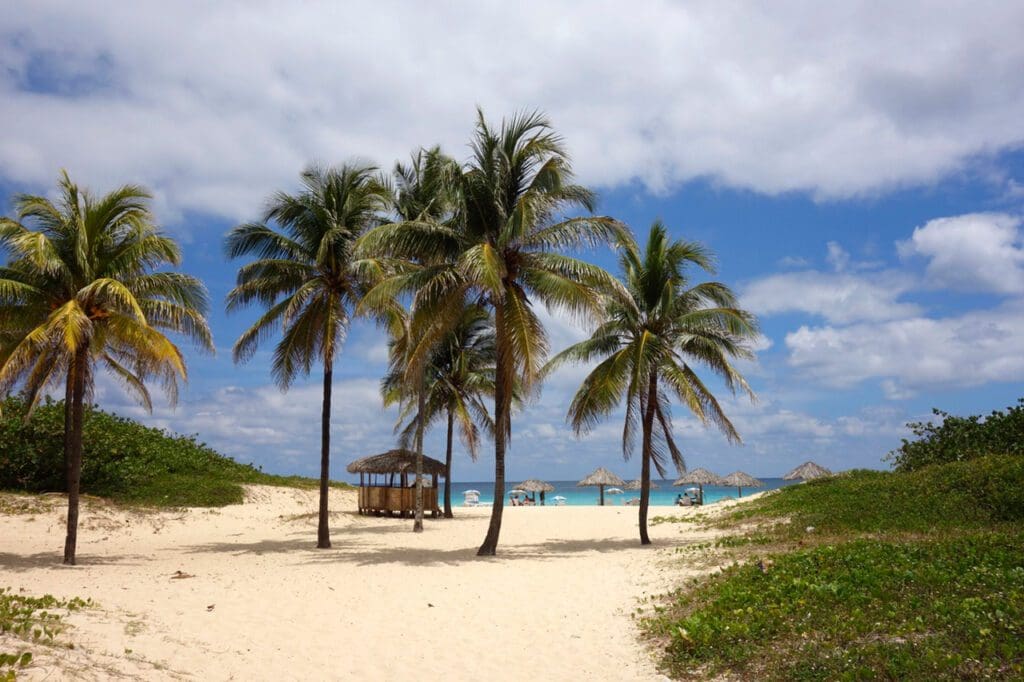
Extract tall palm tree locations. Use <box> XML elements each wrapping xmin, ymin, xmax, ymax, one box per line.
<box><xmin>382</xmin><ymin>303</ymin><xmax>496</xmax><ymax>517</ymax></box>
<box><xmin>0</xmin><ymin>171</ymin><xmax>212</xmax><ymax>564</ymax></box>
<box><xmin>225</xmin><ymin>163</ymin><xmax>390</xmax><ymax>548</ymax></box>
<box><xmin>366</xmin><ymin>147</ymin><xmax>462</xmax><ymax>531</ymax></box>
<box><xmin>548</xmin><ymin>221</ymin><xmax>758</xmax><ymax>544</ymax></box>
<box><xmin>358</xmin><ymin>110</ymin><xmax>629</xmax><ymax>555</ymax></box>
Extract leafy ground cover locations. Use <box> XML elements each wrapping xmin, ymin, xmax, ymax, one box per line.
<box><xmin>643</xmin><ymin>455</ymin><xmax>1024</xmax><ymax>680</ymax></box>
<box><xmin>0</xmin><ymin>397</ymin><xmax>349</xmax><ymax>508</ymax></box>
<box><xmin>0</xmin><ymin>588</ymin><xmax>90</xmax><ymax>681</ymax></box>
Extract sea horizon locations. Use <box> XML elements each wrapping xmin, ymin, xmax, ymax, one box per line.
<box><xmin>438</xmin><ymin>478</ymin><xmax>799</xmax><ymax>506</ymax></box>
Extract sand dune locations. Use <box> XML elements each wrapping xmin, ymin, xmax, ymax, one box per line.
<box><xmin>1</xmin><ymin>486</ymin><xmax>753</xmax><ymax>681</ymax></box>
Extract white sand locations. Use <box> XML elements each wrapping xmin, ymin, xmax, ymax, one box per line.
<box><xmin>1</xmin><ymin>487</ymin><xmax>754</xmax><ymax>681</ymax></box>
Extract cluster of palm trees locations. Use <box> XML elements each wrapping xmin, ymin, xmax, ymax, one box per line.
<box><xmin>0</xmin><ymin>110</ymin><xmax>758</xmax><ymax>563</ymax></box>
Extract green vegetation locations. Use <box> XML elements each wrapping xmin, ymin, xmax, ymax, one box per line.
<box><xmin>729</xmin><ymin>454</ymin><xmax>1024</xmax><ymax>535</ymax></box>
<box><xmin>1</xmin><ymin>587</ymin><xmax>90</xmax><ymax>681</ymax></box>
<box><xmin>888</xmin><ymin>398</ymin><xmax>1024</xmax><ymax>472</ymax></box>
<box><xmin>644</xmin><ymin>455</ymin><xmax>1024</xmax><ymax>680</ymax></box>
<box><xmin>0</xmin><ymin>396</ymin><xmax>346</xmax><ymax>508</ymax></box>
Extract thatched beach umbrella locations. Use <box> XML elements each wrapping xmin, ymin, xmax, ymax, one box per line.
<box><xmin>672</xmin><ymin>467</ymin><xmax>724</xmax><ymax>504</ymax></box>
<box><xmin>783</xmin><ymin>461</ymin><xmax>833</xmax><ymax>481</ymax></box>
<box><xmin>577</xmin><ymin>468</ymin><xmax>625</xmax><ymax>506</ymax></box>
<box><xmin>721</xmin><ymin>470</ymin><xmax>764</xmax><ymax>498</ymax></box>
<box><xmin>517</xmin><ymin>479</ymin><xmax>555</xmax><ymax>505</ymax></box>
<box><xmin>625</xmin><ymin>479</ymin><xmax>659</xmax><ymax>490</ymax></box>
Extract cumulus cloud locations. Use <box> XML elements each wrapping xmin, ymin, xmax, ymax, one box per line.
<box><xmin>784</xmin><ymin>299</ymin><xmax>1024</xmax><ymax>392</ymax></box>
<box><xmin>99</xmin><ymin>377</ymin><xmax>402</xmax><ymax>475</ymax></box>
<box><xmin>897</xmin><ymin>213</ymin><xmax>1024</xmax><ymax>294</ymax></box>
<box><xmin>2</xmin><ymin>2</ymin><xmax>1024</xmax><ymax>223</ymax></box>
<box><xmin>741</xmin><ymin>270</ymin><xmax>920</xmax><ymax>323</ymax></box>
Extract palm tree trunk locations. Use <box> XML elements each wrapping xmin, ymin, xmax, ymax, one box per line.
<box><xmin>443</xmin><ymin>408</ymin><xmax>454</xmax><ymax>518</ymax></box>
<box><xmin>478</xmin><ymin>307</ymin><xmax>507</xmax><ymax>556</ymax></box>
<box><xmin>63</xmin><ymin>369</ymin><xmax>73</xmax><ymax>491</ymax></box>
<box><xmin>413</xmin><ymin>372</ymin><xmax>426</xmax><ymax>532</ymax></box>
<box><xmin>317</xmin><ymin>360</ymin><xmax>333</xmax><ymax>549</ymax></box>
<box><xmin>639</xmin><ymin>373</ymin><xmax>657</xmax><ymax>546</ymax></box>
<box><xmin>63</xmin><ymin>345</ymin><xmax>88</xmax><ymax>565</ymax></box>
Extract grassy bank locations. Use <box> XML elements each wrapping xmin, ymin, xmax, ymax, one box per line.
<box><xmin>644</xmin><ymin>455</ymin><xmax>1024</xmax><ymax>680</ymax></box>
<box><xmin>1</xmin><ymin>397</ymin><xmax>349</xmax><ymax>508</ymax></box>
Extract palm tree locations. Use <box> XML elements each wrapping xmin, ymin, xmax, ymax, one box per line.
<box><xmin>367</xmin><ymin>147</ymin><xmax>462</xmax><ymax>531</ymax></box>
<box><xmin>358</xmin><ymin>110</ymin><xmax>629</xmax><ymax>555</ymax></box>
<box><xmin>382</xmin><ymin>303</ymin><xmax>496</xmax><ymax>517</ymax></box>
<box><xmin>225</xmin><ymin>162</ymin><xmax>390</xmax><ymax>548</ymax></box>
<box><xmin>0</xmin><ymin>171</ymin><xmax>212</xmax><ymax>564</ymax></box>
<box><xmin>548</xmin><ymin>221</ymin><xmax>758</xmax><ymax>545</ymax></box>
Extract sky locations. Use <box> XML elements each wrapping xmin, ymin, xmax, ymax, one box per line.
<box><xmin>2</xmin><ymin>2</ymin><xmax>1023</xmax><ymax>482</ymax></box>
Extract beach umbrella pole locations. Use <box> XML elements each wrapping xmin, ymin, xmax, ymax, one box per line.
<box><xmin>600</xmin><ymin>485</ymin><xmax>605</xmax><ymax>506</ymax></box>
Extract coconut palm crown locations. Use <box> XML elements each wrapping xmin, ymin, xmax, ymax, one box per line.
<box><xmin>225</xmin><ymin>162</ymin><xmax>391</xmax><ymax>549</ymax></box>
<box><xmin>357</xmin><ymin>110</ymin><xmax>631</xmax><ymax>555</ymax></box>
<box><xmin>0</xmin><ymin>170</ymin><xmax>212</xmax><ymax>564</ymax></box>
<box><xmin>548</xmin><ymin>221</ymin><xmax>758</xmax><ymax>544</ymax></box>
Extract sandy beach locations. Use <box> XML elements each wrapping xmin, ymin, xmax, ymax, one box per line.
<box><xmin>1</xmin><ymin>487</ymin><xmax>752</xmax><ymax>681</ymax></box>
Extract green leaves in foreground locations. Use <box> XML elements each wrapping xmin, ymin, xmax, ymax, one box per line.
<box><xmin>649</xmin><ymin>533</ymin><xmax>1024</xmax><ymax>680</ymax></box>
<box><xmin>1</xmin><ymin>587</ymin><xmax>91</xmax><ymax>680</ymax></box>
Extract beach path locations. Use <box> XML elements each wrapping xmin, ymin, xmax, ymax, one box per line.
<box><xmin>1</xmin><ymin>486</ymin><xmax>735</xmax><ymax>681</ymax></box>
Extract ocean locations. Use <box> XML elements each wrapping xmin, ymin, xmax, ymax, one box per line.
<box><xmin>444</xmin><ymin>478</ymin><xmax>798</xmax><ymax>506</ymax></box>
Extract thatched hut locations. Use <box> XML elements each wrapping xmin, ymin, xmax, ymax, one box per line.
<box><xmin>577</xmin><ymin>467</ymin><xmax>625</xmax><ymax>506</ymax></box>
<box><xmin>346</xmin><ymin>449</ymin><xmax>446</xmax><ymax>517</ymax></box>
<box><xmin>672</xmin><ymin>467</ymin><xmax>724</xmax><ymax>504</ymax></box>
<box><xmin>517</xmin><ymin>479</ymin><xmax>555</xmax><ymax>505</ymax></box>
<box><xmin>720</xmin><ymin>470</ymin><xmax>764</xmax><ymax>498</ymax></box>
<box><xmin>783</xmin><ymin>461</ymin><xmax>833</xmax><ymax>481</ymax></box>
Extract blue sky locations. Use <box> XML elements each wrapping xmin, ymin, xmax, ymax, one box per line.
<box><xmin>2</xmin><ymin>3</ymin><xmax>1023</xmax><ymax>482</ymax></box>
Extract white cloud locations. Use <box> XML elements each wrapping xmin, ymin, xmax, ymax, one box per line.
<box><xmin>742</xmin><ymin>270</ymin><xmax>920</xmax><ymax>323</ymax></box>
<box><xmin>784</xmin><ymin>299</ymin><xmax>1024</xmax><ymax>393</ymax></box>
<box><xmin>826</xmin><ymin>241</ymin><xmax>850</xmax><ymax>272</ymax></box>
<box><xmin>2</xmin><ymin>2</ymin><xmax>1024</xmax><ymax>223</ymax></box>
<box><xmin>101</xmin><ymin>377</ymin><xmax>401</xmax><ymax>475</ymax></box>
<box><xmin>897</xmin><ymin>213</ymin><xmax>1024</xmax><ymax>294</ymax></box>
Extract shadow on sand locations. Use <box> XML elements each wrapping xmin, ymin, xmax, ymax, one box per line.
<box><xmin>182</xmin><ymin>522</ymin><xmax>649</xmax><ymax>567</ymax></box>
<box><xmin>0</xmin><ymin>551</ymin><xmax>147</xmax><ymax>572</ymax></box>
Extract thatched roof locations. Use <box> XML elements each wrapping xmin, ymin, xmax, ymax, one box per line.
<box><xmin>721</xmin><ymin>471</ymin><xmax>764</xmax><ymax>488</ymax></box>
<box><xmin>673</xmin><ymin>467</ymin><xmax>724</xmax><ymax>486</ymax></box>
<box><xmin>625</xmin><ymin>479</ymin><xmax>659</xmax><ymax>490</ymax></box>
<box><xmin>577</xmin><ymin>467</ymin><xmax>625</xmax><ymax>487</ymax></box>
<box><xmin>783</xmin><ymin>461</ymin><xmax>833</xmax><ymax>480</ymax></box>
<box><xmin>346</xmin><ymin>449</ymin><xmax>446</xmax><ymax>476</ymax></box>
<box><xmin>517</xmin><ymin>479</ymin><xmax>555</xmax><ymax>493</ymax></box>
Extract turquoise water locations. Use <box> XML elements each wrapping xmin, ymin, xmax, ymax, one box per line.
<box><xmin>446</xmin><ymin>478</ymin><xmax>798</xmax><ymax>506</ymax></box>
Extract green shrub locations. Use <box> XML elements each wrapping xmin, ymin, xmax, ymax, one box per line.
<box><xmin>0</xmin><ymin>396</ymin><xmax>339</xmax><ymax>507</ymax></box>
<box><xmin>650</xmin><ymin>532</ymin><xmax>1024</xmax><ymax>680</ymax></box>
<box><xmin>645</xmin><ymin>456</ymin><xmax>1024</xmax><ymax>679</ymax></box>
<box><xmin>888</xmin><ymin>399</ymin><xmax>1023</xmax><ymax>472</ymax></box>
<box><xmin>729</xmin><ymin>454</ymin><xmax>1024</xmax><ymax>534</ymax></box>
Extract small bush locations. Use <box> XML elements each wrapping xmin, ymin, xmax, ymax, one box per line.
<box><xmin>888</xmin><ymin>399</ymin><xmax>1023</xmax><ymax>472</ymax></box>
<box><xmin>0</xmin><ymin>587</ymin><xmax>90</xmax><ymax>680</ymax></box>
